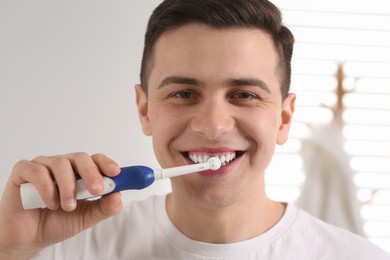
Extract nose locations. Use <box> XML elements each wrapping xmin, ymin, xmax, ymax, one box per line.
<box><xmin>190</xmin><ymin>98</ymin><xmax>235</xmax><ymax>140</ymax></box>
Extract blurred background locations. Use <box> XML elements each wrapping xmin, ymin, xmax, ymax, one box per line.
<box><xmin>0</xmin><ymin>0</ymin><xmax>389</xmax><ymax>252</ymax></box>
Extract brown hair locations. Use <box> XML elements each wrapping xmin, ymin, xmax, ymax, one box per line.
<box><xmin>140</xmin><ymin>0</ymin><xmax>294</xmax><ymax>99</ymax></box>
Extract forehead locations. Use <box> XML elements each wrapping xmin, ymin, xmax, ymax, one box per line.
<box><xmin>149</xmin><ymin>24</ymin><xmax>279</xmax><ymax>90</ymax></box>
<box><xmin>155</xmin><ymin>24</ymin><xmax>276</xmax><ymax>60</ymax></box>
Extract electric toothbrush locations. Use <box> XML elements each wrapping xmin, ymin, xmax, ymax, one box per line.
<box><xmin>20</xmin><ymin>157</ymin><xmax>222</xmax><ymax>209</ymax></box>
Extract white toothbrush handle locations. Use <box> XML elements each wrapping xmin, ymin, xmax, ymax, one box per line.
<box><xmin>20</xmin><ymin>177</ymin><xmax>116</xmax><ymax>209</ymax></box>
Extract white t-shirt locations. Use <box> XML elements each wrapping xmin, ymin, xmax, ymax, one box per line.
<box><xmin>35</xmin><ymin>195</ymin><xmax>389</xmax><ymax>259</ymax></box>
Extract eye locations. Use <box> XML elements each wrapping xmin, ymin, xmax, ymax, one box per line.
<box><xmin>174</xmin><ymin>90</ymin><xmax>193</xmax><ymax>99</ymax></box>
<box><xmin>231</xmin><ymin>91</ymin><xmax>258</xmax><ymax>100</ymax></box>
<box><xmin>167</xmin><ymin>89</ymin><xmax>199</xmax><ymax>105</ymax></box>
<box><xmin>229</xmin><ymin>90</ymin><xmax>263</xmax><ymax>107</ymax></box>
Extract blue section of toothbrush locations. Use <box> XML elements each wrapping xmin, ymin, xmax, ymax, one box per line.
<box><xmin>110</xmin><ymin>166</ymin><xmax>156</xmax><ymax>192</ymax></box>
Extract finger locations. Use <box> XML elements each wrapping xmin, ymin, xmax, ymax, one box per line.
<box><xmin>33</xmin><ymin>155</ymin><xmax>77</xmax><ymax>211</ymax></box>
<box><xmin>13</xmin><ymin>159</ymin><xmax>60</xmax><ymax>210</ymax></box>
<box><xmin>79</xmin><ymin>192</ymin><xmax>123</xmax><ymax>229</ymax></box>
<box><xmin>91</xmin><ymin>153</ymin><xmax>121</xmax><ymax>177</ymax></box>
<box><xmin>65</xmin><ymin>152</ymin><xmax>105</xmax><ymax>196</ymax></box>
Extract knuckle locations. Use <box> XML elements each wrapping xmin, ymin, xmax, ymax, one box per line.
<box><xmin>51</xmin><ymin>156</ymin><xmax>70</xmax><ymax>167</ymax></box>
<box><xmin>72</xmin><ymin>151</ymin><xmax>90</xmax><ymax>159</ymax></box>
<box><xmin>13</xmin><ymin>162</ymin><xmax>49</xmax><ymax>178</ymax></box>
<box><xmin>13</xmin><ymin>159</ymin><xmax>29</xmax><ymax>168</ymax></box>
<box><xmin>92</xmin><ymin>153</ymin><xmax>111</xmax><ymax>165</ymax></box>
<box><xmin>28</xmin><ymin>163</ymin><xmax>48</xmax><ymax>176</ymax></box>
<box><xmin>92</xmin><ymin>153</ymin><xmax>105</xmax><ymax>160</ymax></box>
<box><xmin>12</xmin><ymin>159</ymin><xmax>32</xmax><ymax>174</ymax></box>
<box><xmin>32</xmin><ymin>155</ymin><xmax>47</xmax><ymax>161</ymax></box>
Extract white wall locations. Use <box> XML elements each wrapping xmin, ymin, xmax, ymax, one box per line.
<box><xmin>0</xmin><ymin>0</ymin><xmax>171</xmax><ymax>205</ymax></box>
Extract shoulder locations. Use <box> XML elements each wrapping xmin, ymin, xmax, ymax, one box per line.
<box><xmin>286</xmin><ymin>204</ymin><xmax>390</xmax><ymax>259</ymax></box>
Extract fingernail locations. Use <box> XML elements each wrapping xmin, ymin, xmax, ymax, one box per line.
<box><xmin>65</xmin><ymin>198</ymin><xmax>76</xmax><ymax>209</ymax></box>
<box><xmin>91</xmin><ymin>180</ymin><xmax>103</xmax><ymax>191</ymax></box>
<box><xmin>108</xmin><ymin>163</ymin><xmax>120</xmax><ymax>173</ymax></box>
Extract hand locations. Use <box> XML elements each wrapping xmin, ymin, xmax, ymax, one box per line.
<box><xmin>0</xmin><ymin>153</ymin><xmax>123</xmax><ymax>259</ymax></box>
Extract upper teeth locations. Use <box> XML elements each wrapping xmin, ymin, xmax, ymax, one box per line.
<box><xmin>188</xmin><ymin>152</ymin><xmax>236</xmax><ymax>166</ymax></box>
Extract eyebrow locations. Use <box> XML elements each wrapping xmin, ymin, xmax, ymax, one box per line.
<box><xmin>157</xmin><ymin>76</ymin><xmax>271</xmax><ymax>94</ymax></box>
<box><xmin>157</xmin><ymin>76</ymin><xmax>204</xmax><ymax>89</ymax></box>
<box><xmin>226</xmin><ymin>78</ymin><xmax>271</xmax><ymax>94</ymax></box>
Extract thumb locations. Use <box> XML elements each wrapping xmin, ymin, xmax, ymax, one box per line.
<box><xmin>81</xmin><ymin>192</ymin><xmax>123</xmax><ymax>229</ymax></box>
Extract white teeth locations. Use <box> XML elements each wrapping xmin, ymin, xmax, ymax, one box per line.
<box><xmin>220</xmin><ymin>155</ymin><xmax>226</xmax><ymax>165</ymax></box>
<box><xmin>197</xmin><ymin>155</ymin><xmax>202</xmax><ymax>163</ymax></box>
<box><xmin>187</xmin><ymin>152</ymin><xmax>236</xmax><ymax>166</ymax></box>
<box><xmin>203</xmin><ymin>155</ymin><xmax>210</xmax><ymax>163</ymax></box>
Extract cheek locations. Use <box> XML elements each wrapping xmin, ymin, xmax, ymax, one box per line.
<box><xmin>150</xmin><ymin>104</ymin><xmax>187</xmax><ymax>134</ymax></box>
<box><xmin>241</xmin><ymin>111</ymin><xmax>280</xmax><ymax>141</ymax></box>
<box><xmin>149</xmin><ymin>105</ymin><xmax>189</xmax><ymax>163</ymax></box>
<box><xmin>239</xmin><ymin>111</ymin><xmax>280</xmax><ymax>165</ymax></box>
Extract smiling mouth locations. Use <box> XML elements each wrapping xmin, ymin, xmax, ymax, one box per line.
<box><xmin>184</xmin><ymin>151</ymin><xmax>240</xmax><ymax>166</ymax></box>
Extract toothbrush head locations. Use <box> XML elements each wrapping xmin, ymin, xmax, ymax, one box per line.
<box><xmin>207</xmin><ymin>157</ymin><xmax>222</xmax><ymax>170</ymax></box>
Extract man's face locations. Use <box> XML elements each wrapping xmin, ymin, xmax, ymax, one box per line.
<box><xmin>136</xmin><ymin>24</ymin><xmax>295</xmax><ymax>208</ymax></box>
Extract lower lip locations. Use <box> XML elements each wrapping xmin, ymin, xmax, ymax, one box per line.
<box><xmin>199</xmin><ymin>168</ymin><xmax>227</xmax><ymax>176</ymax></box>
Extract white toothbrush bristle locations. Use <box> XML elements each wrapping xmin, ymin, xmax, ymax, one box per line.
<box><xmin>207</xmin><ymin>157</ymin><xmax>221</xmax><ymax>170</ymax></box>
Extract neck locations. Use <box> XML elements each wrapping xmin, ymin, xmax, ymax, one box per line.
<box><xmin>166</xmin><ymin>186</ymin><xmax>285</xmax><ymax>244</ymax></box>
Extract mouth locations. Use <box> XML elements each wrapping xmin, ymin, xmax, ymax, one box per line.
<box><xmin>183</xmin><ymin>151</ymin><xmax>242</xmax><ymax>166</ymax></box>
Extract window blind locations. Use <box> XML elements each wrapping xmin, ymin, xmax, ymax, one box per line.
<box><xmin>266</xmin><ymin>0</ymin><xmax>390</xmax><ymax>252</ymax></box>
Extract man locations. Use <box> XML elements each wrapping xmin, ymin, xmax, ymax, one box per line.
<box><xmin>0</xmin><ymin>0</ymin><xmax>388</xmax><ymax>259</ymax></box>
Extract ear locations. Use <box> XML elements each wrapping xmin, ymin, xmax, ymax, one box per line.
<box><xmin>277</xmin><ymin>93</ymin><xmax>296</xmax><ymax>145</ymax></box>
<box><xmin>135</xmin><ymin>84</ymin><xmax>152</xmax><ymax>136</ymax></box>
